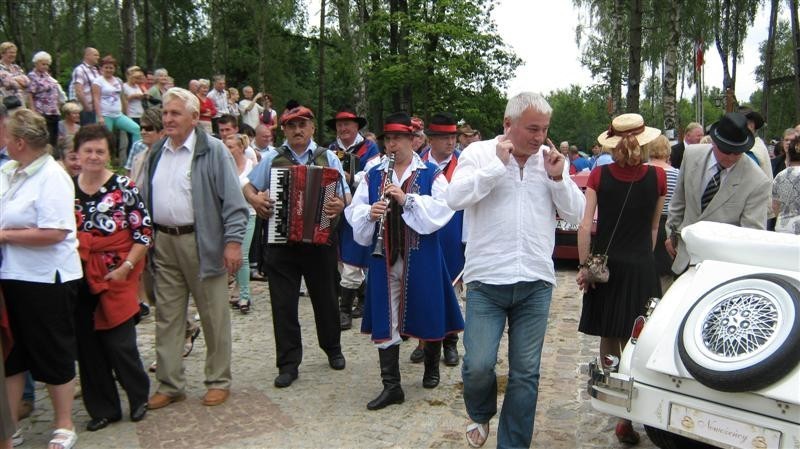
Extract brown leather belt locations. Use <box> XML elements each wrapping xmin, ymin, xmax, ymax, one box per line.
<box><xmin>154</xmin><ymin>223</ymin><xmax>195</xmax><ymax>235</ymax></box>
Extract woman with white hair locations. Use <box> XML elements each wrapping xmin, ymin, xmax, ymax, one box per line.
<box><xmin>26</xmin><ymin>51</ymin><xmax>63</xmax><ymax>147</ymax></box>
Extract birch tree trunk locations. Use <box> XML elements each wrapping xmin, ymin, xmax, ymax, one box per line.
<box><xmin>662</xmin><ymin>0</ymin><xmax>681</xmax><ymax>132</ymax></box>
<box><xmin>761</xmin><ymin>0</ymin><xmax>779</xmax><ymax>122</ymax></box>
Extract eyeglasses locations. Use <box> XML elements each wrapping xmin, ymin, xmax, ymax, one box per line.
<box><xmin>140</xmin><ymin>126</ymin><xmax>155</xmax><ymax>132</ymax></box>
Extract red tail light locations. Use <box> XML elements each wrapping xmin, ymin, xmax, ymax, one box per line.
<box><xmin>630</xmin><ymin>316</ymin><xmax>646</xmax><ymax>344</ymax></box>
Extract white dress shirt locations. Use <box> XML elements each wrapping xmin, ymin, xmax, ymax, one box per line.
<box><xmin>446</xmin><ymin>137</ymin><xmax>585</xmax><ymax>285</ymax></box>
<box><xmin>151</xmin><ymin>130</ymin><xmax>197</xmax><ymax>226</ymax></box>
<box><xmin>346</xmin><ymin>153</ymin><xmax>454</xmax><ymax>246</ymax></box>
<box><xmin>700</xmin><ymin>150</ymin><xmax>731</xmax><ymax>197</ymax></box>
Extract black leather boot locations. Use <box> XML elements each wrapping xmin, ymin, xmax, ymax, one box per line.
<box><xmin>367</xmin><ymin>345</ymin><xmax>404</xmax><ymax>410</ymax></box>
<box><xmin>443</xmin><ymin>333</ymin><xmax>460</xmax><ymax>366</ymax></box>
<box><xmin>352</xmin><ymin>282</ymin><xmax>366</xmax><ymax>318</ymax></box>
<box><xmin>422</xmin><ymin>341</ymin><xmax>442</xmax><ymax>389</ymax></box>
<box><xmin>339</xmin><ymin>288</ymin><xmax>357</xmax><ymax>330</ymax></box>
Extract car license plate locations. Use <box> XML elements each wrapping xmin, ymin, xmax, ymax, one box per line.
<box><xmin>668</xmin><ymin>403</ymin><xmax>782</xmax><ymax>449</ymax></box>
<box><xmin>556</xmin><ymin>219</ymin><xmax>578</xmax><ymax>232</ymax></box>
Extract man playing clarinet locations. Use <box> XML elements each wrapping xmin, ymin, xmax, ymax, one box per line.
<box><xmin>243</xmin><ymin>102</ymin><xmax>348</xmax><ymax>389</ymax></box>
<box><xmin>345</xmin><ymin>112</ymin><xmax>464</xmax><ymax>411</ymax></box>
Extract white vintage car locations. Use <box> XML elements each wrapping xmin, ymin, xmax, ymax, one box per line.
<box><xmin>588</xmin><ymin>221</ymin><xmax>800</xmax><ymax>449</ymax></box>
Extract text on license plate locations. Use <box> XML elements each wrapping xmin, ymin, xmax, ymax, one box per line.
<box><xmin>556</xmin><ymin>220</ymin><xmax>579</xmax><ymax>232</ymax></box>
<box><xmin>668</xmin><ymin>403</ymin><xmax>781</xmax><ymax>449</ymax></box>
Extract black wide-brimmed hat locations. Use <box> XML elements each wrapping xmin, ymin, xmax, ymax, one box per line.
<box><xmin>378</xmin><ymin>112</ymin><xmax>414</xmax><ymax>139</ymax></box>
<box><xmin>709</xmin><ymin>112</ymin><xmax>755</xmax><ymax>154</ymax></box>
<box><xmin>738</xmin><ymin>106</ymin><xmax>765</xmax><ymax>130</ymax></box>
<box><xmin>325</xmin><ymin>106</ymin><xmax>367</xmax><ymax>131</ymax></box>
<box><xmin>425</xmin><ymin>112</ymin><xmax>458</xmax><ymax>136</ymax></box>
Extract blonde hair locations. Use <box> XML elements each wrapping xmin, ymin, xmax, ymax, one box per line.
<box><xmin>0</xmin><ymin>42</ymin><xmax>17</xmax><ymax>56</ymax></box>
<box><xmin>62</xmin><ymin>101</ymin><xmax>83</xmax><ymax>116</ymax></box>
<box><xmin>645</xmin><ymin>135</ymin><xmax>671</xmax><ymax>161</ymax></box>
<box><xmin>198</xmin><ymin>79</ymin><xmax>210</xmax><ymax>88</ymax></box>
<box><xmin>126</xmin><ymin>65</ymin><xmax>144</xmax><ymax>79</ymax></box>
<box><xmin>611</xmin><ymin>136</ymin><xmax>643</xmax><ymax>167</ymax></box>
<box><xmin>8</xmin><ymin>109</ymin><xmax>50</xmax><ymax>151</ymax></box>
<box><xmin>699</xmin><ymin>135</ymin><xmax>713</xmax><ymax>144</ymax></box>
<box><xmin>225</xmin><ymin>133</ymin><xmax>250</xmax><ymax>150</ymax></box>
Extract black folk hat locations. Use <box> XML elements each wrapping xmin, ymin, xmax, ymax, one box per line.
<box><xmin>709</xmin><ymin>112</ymin><xmax>755</xmax><ymax>154</ymax></box>
<box><xmin>325</xmin><ymin>106</ymin><xmax>367</xmax><ymax>131</ymax></box>
<box><xmin>425</xmin><ymin>112</ymin><xmax>458</xmax><ymax>136</ymax></box>
<box><xmin>378</xmin><ymin>112</ymin><xmax>414</xmax><ymax>139</ymax></box>
<box><xmin>738</xmin><ymin>106</ymin><xmax>765</xmax><ymax>130</ymax></box>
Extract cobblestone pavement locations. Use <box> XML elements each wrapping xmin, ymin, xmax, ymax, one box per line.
<box><xmin>18</xmin><ymin>266</ymin><xmax>657</xmax><ymax>448</ymax></box>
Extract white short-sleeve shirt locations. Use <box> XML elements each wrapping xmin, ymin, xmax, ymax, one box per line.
<box><xmin>0</xmin><ymin>155</ymin><xmax>82</xmax><ymax>283</ymax></box>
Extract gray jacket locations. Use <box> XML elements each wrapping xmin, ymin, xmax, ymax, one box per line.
<box><xmin>141</xmin><ymin>126</ymin><xmax>249</xmax><ymax>279</ymax></box>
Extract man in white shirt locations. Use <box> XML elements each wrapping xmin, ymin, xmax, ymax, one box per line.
<box><xmin>207</xmin><ymin>74</ymin><xmax>228</xmax><ymax>134</ymax></box>
<box><xmin>238</xmin><ymin>86</ymin><xmax>264</xmax><ymax>130</ymax></box>
<box><xmin>142</xmin><ymin>88</ymin><xmax>249</xmax><ymax>410</ymax></box>
<box><xmin>447</xmin><ymin>92</ymin><xmax>585</xmax><ymax>449</ymax></box>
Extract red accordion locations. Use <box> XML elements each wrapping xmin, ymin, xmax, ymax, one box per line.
<box><xmin>266</xmin><ymin>165</ymin><xmax>340</xmax><ymax>245</ymax></box>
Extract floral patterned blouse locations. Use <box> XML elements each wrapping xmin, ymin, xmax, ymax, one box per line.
<box><xmin>0</xmin><ymin>62</ymin><xmax>28</xmax><ymax>99</ymax></box>
<box><xmin>74</xmin><ymin>174</ymin><xmax>153</xmax><ymax>268</ymax></box>
<box><xmin>27</xmin><ymin>69</ymin><xmax>61</xmax><ymax>115</ymax></box>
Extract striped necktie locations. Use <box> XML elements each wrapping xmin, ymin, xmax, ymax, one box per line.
<box><xmin>701</xmin><ymin>164</ymin><xmax>722</xmax><ymax>211</ymax></box>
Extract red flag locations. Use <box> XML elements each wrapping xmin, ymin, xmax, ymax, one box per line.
<box><xmin>695</xmin><ymin>40</ymin><xmax>705</xmax><ymax>71</ymax></box>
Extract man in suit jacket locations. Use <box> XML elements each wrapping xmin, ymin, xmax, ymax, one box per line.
<box><xmin>670</xmin><ymin>122</ymin><xmax>703</xmax><ymax>168</ymax></box>
<box><xmin>665</xmin><ymin>112</ymin><xmax>771</xmax><ymax>274</ymax></box>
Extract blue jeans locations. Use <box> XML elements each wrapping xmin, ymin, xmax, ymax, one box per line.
<box><xmin>462</xmin><ymin>280</ymin><xmax>553</xmax><ymax>449</ymax></box>
<box><xmin>234</xmin><ymin>214</ymin><xmax>256</xmax><ymax>303</ymax></box>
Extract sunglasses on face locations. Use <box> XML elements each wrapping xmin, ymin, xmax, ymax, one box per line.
<box><xmin>141</xmin><ymin>126</ymin><xmax>155</xmax><ymax>132</ymax></box>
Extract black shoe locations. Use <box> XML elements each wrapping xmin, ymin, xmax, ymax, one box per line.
<box><xmin>138</xmin><ymin>302</ymin><xmax>150</xmax><ymax>319</ymax></box>
<box><xmin>130</xmin><ymin>403</ymin><xmax>147</xmax><ymax>422</ymax></box>
<box><xmin>328</xmin><ymin>352</ymin><xmax>346</xmax><ymax>370</ymax></box>
<box><xmin>86</xmin><ymin>416</ymin><xmax>120</xmax><ymax>431</ymax></box>
<box><xmin>443</xmin><ymin>345</ymin><xmax>460</xmax><ymax>366</ymax></box>
<box><xmin>410</xmin><ymin>346</ymin><xmax>425</xmax><ymax>363</ymax></box>
<box><xmin>274</xmin><ymin>372</ymin><xmax>298</xmax><ymax>388</ymax></box>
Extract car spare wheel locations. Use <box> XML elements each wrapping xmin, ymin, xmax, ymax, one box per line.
<box><xmin>678</xmin><ymin>274</ymin><xmax>800</xmax><ymax>392</ymax></box>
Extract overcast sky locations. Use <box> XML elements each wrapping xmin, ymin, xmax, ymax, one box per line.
<box><xmin>494</xmin><ymin>0</ymin><xmax>778</xmax><ymax>102</ymax></box>
<box><xmin>309</xmin><ymin>0</ymin><xmax>782</xmax><ymax>104</ymax></box>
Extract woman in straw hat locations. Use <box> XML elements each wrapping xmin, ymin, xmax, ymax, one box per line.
<box><xmin>576</xmin><ymin>113</ymin><xmax>666</xmax><ymax>444</ymax></box>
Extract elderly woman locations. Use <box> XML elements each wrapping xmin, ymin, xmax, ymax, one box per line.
<box><xmin>645</xmin><ymin>135</ymin><xmax>680</xmax><ymax>291</ymax></box>
<box><xmin>196</xmin><ymin>79</ymin><xmax>216</xmax><ymax>133</ymax></box>
<box><xmin>577</xmin><ymin>114</ymin><xmax>666</xmax><ymax>445</ymax></box>
<box><xmin>73</xmin><ymin>124</ymin><xmax>151</xmax><ymax>431</ymax></box>
<box><xmin>0</xmin><ymin>43</ymin><xmax>28</xmax><ymax>103</ymax></box>
<box><xmin>773</xmin><ymin>136</ymin><xmax>800</xmax><ymax>234</ymax></box>
<box><xmin>57</xmin><ymin>137</ymin><xmax>81</xmax><ymax>177</ymax></box>
<box><xmin>773</xmin><ymin>128</ymin><xmax>798</xmax><ymax>177</ymax></box>
<box><xmin>0</xmin><ymin>109</ymin><xmax>81</xmax><ymax>449</ymax></box>
<box><xmin>25</xmin><ymin>51</ymin><xmax>62</xmax><ymax>147</ymax></box>
<box><xmin>91</xmin><ymin>55</ymin><xmax>141</xmax><ymax>154</ymax></box>
<box><xmin>58</xmin><ymin>101</ymin><xmax>82</xmax><ymax>147</ymax></box>
<box><xmin>145</xmin><ymin>68</ymin><xmax>168</xmax><ymax>107</ymax></box>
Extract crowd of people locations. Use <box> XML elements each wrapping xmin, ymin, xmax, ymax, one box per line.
<box><xmin>0</xmin><ymin>42</ymin><xmax>799</xmax><ymax>449</ymax></box>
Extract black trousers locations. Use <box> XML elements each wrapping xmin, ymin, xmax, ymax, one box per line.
<box><xmin>264</xmin><ymin>243</ymin><xmax>341</xmax><ymax>374</ymax></box>
<box><xmin>74</xmin><ymin>281</ymin><xmax>150</xmax><ymax>419</ymax></box>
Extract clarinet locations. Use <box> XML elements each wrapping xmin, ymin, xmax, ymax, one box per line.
<box><xmin>372</xmin><ymin>153</ymin><xmax>397</xmax><ymax>258</ymax></box>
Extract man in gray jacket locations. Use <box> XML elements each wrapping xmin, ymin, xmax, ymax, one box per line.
<box><xmin>140</xmin><ymin>87</ymin><xmax>249</xmax><ymax>409</ymax></box>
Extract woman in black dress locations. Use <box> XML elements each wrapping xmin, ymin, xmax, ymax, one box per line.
<box><xmin>576</xmin><ymin>113</ymin><xmax>666</xmax><ymax>444</ymax></box>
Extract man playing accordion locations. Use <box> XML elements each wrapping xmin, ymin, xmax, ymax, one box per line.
<box><xmin>243</xmin><ymin>102</ymin><xmax>348</xmax><ymax>389</ymax></box>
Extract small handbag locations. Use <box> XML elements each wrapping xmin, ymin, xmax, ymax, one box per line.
<box><xmin>583</xmin><ymin>181</ymin><xmax>634</xmax><ymax>284</ymax></box>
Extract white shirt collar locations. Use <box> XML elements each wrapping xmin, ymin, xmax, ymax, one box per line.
<box><xmin>165</xmin><ymin>129</ymin><xmax>197</xmax><ymax>154</ymax></box>
<box><xmin>336</xmin><ymin>133</ymin><xmax>364</xmax><ymax>151</ymax></box>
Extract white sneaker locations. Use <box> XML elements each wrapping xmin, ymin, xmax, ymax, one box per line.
<box><xmin>12</xmin><ymin>428</ymin><xmax>23</xmax><ymax>447</ymax></box>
